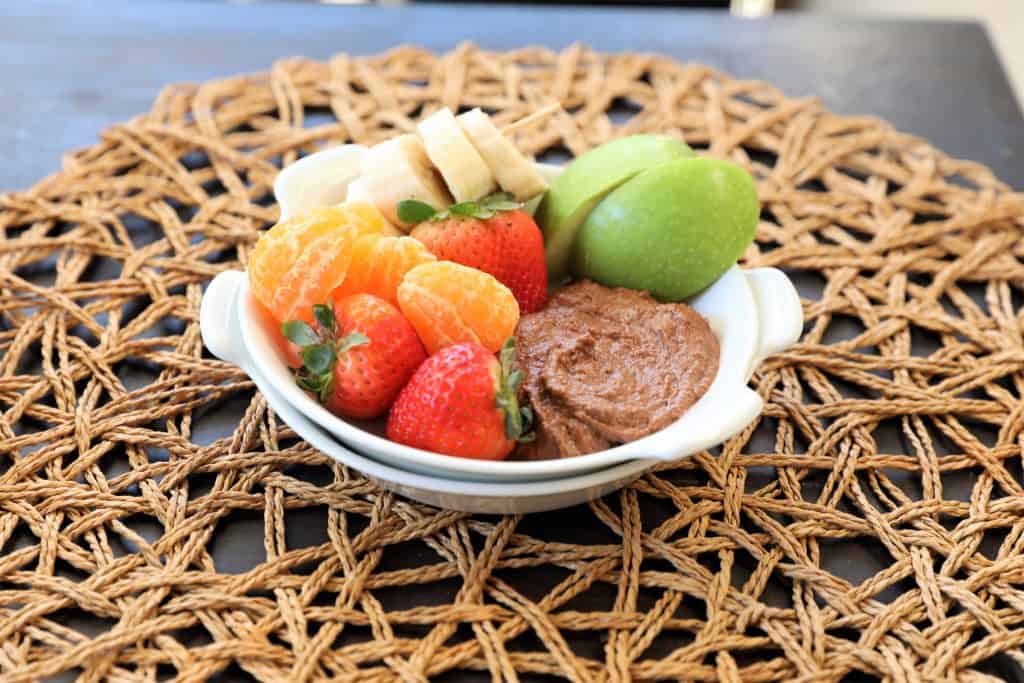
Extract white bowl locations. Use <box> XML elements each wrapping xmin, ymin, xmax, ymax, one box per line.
<box><xmin>201</xmin><ymin>268</ymin><xmax>797</xmax><ymax>514</ymax></box>
<box><xmin>200</xmin><ymin>145</ymin><xmax>802</xmax><ymax>483</ymax></box>
<box><xmin>202</xmin><ymin>265</ymin><xmax>800</xmax><ymax>480</ymax></box>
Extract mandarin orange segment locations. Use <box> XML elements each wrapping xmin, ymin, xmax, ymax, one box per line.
<box><xmin>336</xmin><ymin>202</ymin><xmax>387</xmax><ymax>234</ymax></box>
<box><xmin>380</xmin><ymin>222</ymin><xmax>405</xmax><ymax>238</ymax></box>
<box><xmin>332</xmin><ymin>234</ymin><xmax>436</xmax><ymax>307</ymax></box>
<box><xmin>248</xmin><ymin>204</ymin><xmax>384</xmax><ymax>322</ymax></box>
<box><xmin>397</xmin><ymin>261</ymin><xmax>519</xmax><ymax>354</ymax></box>
<box><xmin>269</xmin><ymin>225</ymin><xmax>362</xmax><ymax>324</ymax></box>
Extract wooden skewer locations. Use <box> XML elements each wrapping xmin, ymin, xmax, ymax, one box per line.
<box><xmin>500</xmin><ymin>102</ymin><xmax>563</xmax><ymax>135</ymax></box>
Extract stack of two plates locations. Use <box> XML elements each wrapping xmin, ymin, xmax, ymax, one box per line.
<box><xmin>197</xmin><ymin>146</ymin><xmax>804</xmax><ymax>513</ymax></box>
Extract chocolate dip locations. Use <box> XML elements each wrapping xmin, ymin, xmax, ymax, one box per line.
<box><xmin>514</xmin><ymin>281</ymin><xmax>719</xmax><ymax>460</ymax></box>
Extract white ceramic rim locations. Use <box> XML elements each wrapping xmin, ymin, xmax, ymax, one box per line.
<box><xmin>230</xmin><ymin>265</ymin><xmax>771</xmax><ymax>479</ymax></box>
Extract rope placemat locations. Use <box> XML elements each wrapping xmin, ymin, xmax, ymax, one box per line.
<box><xmin>2</xmin><ymin>44</ymin><xmax>1024</xmax><ymax>682</ymax></box>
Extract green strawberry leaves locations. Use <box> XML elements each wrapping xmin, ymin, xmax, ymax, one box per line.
<box><xmin>396</xmin><ymin>200</ymin><xmax>438</xmax><ymax>224</ymax></box>
<box><xmin>301</xmin><ymin>344</ymin><xmax>335</xmax><ymax>375</ymax></box>
<box><xmin>447</xmin><ymin>201</ymin><xmax>479</xmax><ymax>218</ymax></box>
<box><xmin>397</xmin><ymin>192</ymin><xmax>523</xmax><ymax>224</ymax></box>
<box><xmin>281</xmin><ymin>320</ymin><xmax>317</xmax><ymax>346</ymax></box>
<box><xmin>313</xmin><ymin>303</ymin><xmax>335</xmax><ymax>333</ymax></box>
<box><xmin>478</xmin><ymin>193</ymin><xmax>522</xmax><ymax>213</ymax></box>
<box><xmin>296</xmin><ymin>358</ymin><xmax>334</xmax><ymax>403</ymax></box>
<box><xmin>448</xmin><ymin>192</ymin><xmax>523</xmax><ymax>220</ymax></box>
<box><xmin>495</xmin><ymin>337</ymin><xmax>535</xmax><ymax>443</ymax></box>
<box><xmin>337</xmin><ymin>331</ymin><xmax>370</xmax><ymax>354</ymax></box>
<box><xmin>282</xmin><ymin>302</ymin><xmax>370</xmax><ymax>404</ymax></box>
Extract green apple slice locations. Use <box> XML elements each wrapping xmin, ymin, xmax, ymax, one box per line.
<box><xmin>573</xmin><ymin>157</ymin><xmax>759</xmax><ymax>301</ymax></box>
<box><xmin>536</xmin><ymin>135</ymin><xmax>693</xmax><ymax>283</ymax></box>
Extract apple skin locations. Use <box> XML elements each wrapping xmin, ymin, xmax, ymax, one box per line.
<box><xmin>536</xmin><ymin>135</ymin><xmax>693</xmax><ymax>284</ymax></box>
<box><xmin>572</xmin><ymin>157</ymin><xmax>759</xmax><ymax>301</ymax></box>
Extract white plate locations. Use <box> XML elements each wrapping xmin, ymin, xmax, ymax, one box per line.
<box><xmin>200</xmin><ymin>146</ymin><xmax>802</xmax><ymax>482</ymax></box>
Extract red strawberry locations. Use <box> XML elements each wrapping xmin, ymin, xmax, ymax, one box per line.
<box><xmin>399</xmin><ymin>194</ymin><xmax>548</xmax><ymax>313</ymax></box>
<box><xmin>282</xmin><ymin>294</ymin><xmax>426</xmax><ymax>419</ymax></box>
<box><xmin>386</xmin><ymin>338</ymin><xmax>533</xmax><ymax>460</ymax></box>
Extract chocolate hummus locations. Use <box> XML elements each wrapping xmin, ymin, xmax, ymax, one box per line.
<box><xmin>514</xmin><ymin>281</ymin><xmax>719</xmax><ymax>460</ymax></box>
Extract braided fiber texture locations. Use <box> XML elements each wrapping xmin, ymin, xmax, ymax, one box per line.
<box><xmin>2</xmin><ymin>44</ymin><xmax>1024</xmax><ymax>682</ymax></box>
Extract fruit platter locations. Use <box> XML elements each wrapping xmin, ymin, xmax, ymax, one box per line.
<box><xmin>200</xmin><ymin>106</ymin><xmax>802</xmax><ymax>512</ymax></box>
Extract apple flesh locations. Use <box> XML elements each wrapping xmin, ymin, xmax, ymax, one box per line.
<box><xmin>536</xmin><ymin>135</ymin><xmax>693</xmax><ymax>283</ymax></box>
<box><xmin>572</xmin><ymin>157</ymin><xmax>759</xmax><ymax>301</ymax></box>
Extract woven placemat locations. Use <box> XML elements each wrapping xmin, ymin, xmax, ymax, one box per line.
<box><xmin>2</xmin><ymin>44</ymin><xmax>1024</xmax><ymax>682</ymax></box>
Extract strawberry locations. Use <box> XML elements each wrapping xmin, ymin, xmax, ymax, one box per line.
<box><xmin>386</xmin><ymin>338</ymin><xmax>533</xmax><ymax>460</ymax></box>
<box><xmin>282</xmin><ymin>294</ymin><xmax>426</xmax><ymax>420</ymax></box>
<box><xmin>398</xmin><ymin>193</ymin><xmax>548</xmax><ymax>314</ymax></box>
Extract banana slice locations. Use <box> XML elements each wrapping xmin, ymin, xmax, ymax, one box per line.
<box><xmin>417</xmin><ymin>108</ymin><xmax>497</xmax><ymax>203</ymax></box>
<box><xmin>457</xmin><ymin>108</ymin><xmax>548</xmax><ymax>202</ymax></box>
<box><xmin>360</xmin><ymin>134</ymin><xmax>453</xmax><ymax>230</ymax></box>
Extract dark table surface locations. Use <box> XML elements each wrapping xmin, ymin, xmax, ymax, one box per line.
<box><xmin>3</xmin><ymin>0</ymin><xmax>1023</xmax><ymax>192</ymax></box>
<box><xmin>4</xmin><ymin>2</ymin><xmax>1024</xmax><ymax>681</ymax></box>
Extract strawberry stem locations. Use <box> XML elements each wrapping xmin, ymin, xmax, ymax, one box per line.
<box><xmin>283</xmin><ymin>302</ymin><xmax>370</xmax><ymax>406</ymax></box>
<box><xmin>495</xmin><ymin>337</ymin><xmax>534</xmax><ymax>442</ymax></box>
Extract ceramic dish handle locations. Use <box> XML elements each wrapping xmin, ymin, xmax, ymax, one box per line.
<box><xmin>744</xmin><ymin>267</ymin><xmax>803</xmax><ymax>380</ymax></box>
<box><xmin>200</xmin><ymin>270</ymin><xmax>248</xmax><ymax>368</ymax></box>
<box><xmin>642</xmin><ymin>268</ymin><xmax>800</xmax><ymax>462</ymax></box>
<box><xmin>642</xmin><ymin>384</ymin><xmax>765</xmax><ymax>462</ymax></box>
